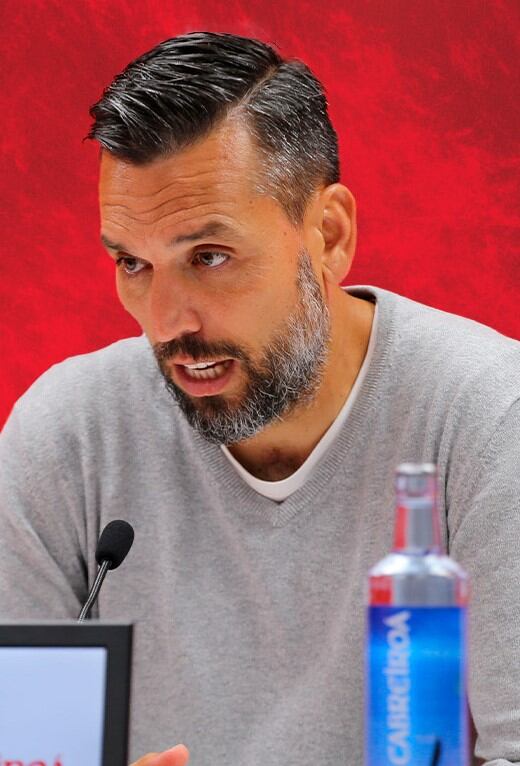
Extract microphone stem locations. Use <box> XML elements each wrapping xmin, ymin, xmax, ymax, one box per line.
<box><xmin>78</xmin><ymin>559</ymin><xmax>110</xmax><ymax>622</ymax></box>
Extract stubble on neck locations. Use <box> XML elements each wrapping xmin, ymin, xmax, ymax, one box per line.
<box><xmin>227</xmin><ymin>288</ymin><xmax>375</xmax><ymax>480</ymax></box>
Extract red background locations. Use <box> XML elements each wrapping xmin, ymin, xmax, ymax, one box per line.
<box><xmin>1</xmin><ymin>0</ymin><xmax>519</xmax><ymax>428</ymax></box>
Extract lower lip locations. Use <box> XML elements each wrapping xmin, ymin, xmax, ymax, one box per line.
<box><xmin>173</xmin><ymin>360</ymin><xmax>237</xmax><ymax>397</ymax></box>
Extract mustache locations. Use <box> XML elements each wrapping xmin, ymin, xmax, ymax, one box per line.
<box><xmin>153</xmin><ymin>335</ymin><xmax>248</xmax><ymax>364</ymax></box>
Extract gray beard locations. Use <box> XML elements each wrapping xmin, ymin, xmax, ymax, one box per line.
<box><xmin>154</xmin><ymin>248</ymin><xmax>331</xmax><ymax>445</ymax></box>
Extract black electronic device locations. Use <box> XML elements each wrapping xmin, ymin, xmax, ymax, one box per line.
<box><xmin>0</xmin><ymin>621</ymin><xmax>132</xmax><ymax>765</ymax></box>
<box><xmin>78</xmin><ymin>519</ymin><xmax>135</xmax><ymax>622</ymax></box>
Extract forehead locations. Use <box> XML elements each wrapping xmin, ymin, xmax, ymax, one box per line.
<box><xmin>98</xmin><ymin>121</ymin><xmax>263</xmax><ymax>227</ymax></box>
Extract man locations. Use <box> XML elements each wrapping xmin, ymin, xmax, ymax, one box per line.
<box><xmin>1</xmin><ymin>32</ymin><xmax>519</xmax><ymax>766</ymax></box>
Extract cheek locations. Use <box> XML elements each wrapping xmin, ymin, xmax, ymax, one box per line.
<box><xmin>228</xmin><ymin>290</ymin><xmax>296</xmax><ymax>349</ymax></box>
<box><xmin>115</xmin><ymin>276</ymin><xmax>147</xmax><ymax>324</ymax></box>
<box><xmin>115</xmin><ymin>277</ymin><xmax>131</xmax><ymax>310</ymax></box>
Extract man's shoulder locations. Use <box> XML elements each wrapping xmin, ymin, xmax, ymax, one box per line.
<box><xmin>46</xmin><ymin>333</ymin><xmax>154</xmax><ymax>377</ymax></box>
<box><xmin>349</xmin><ymin>286</ymin><xmax>520</xmax><ymax>437</ymax></box>
<box><xmin>365</xmin><ymin>285</ymin><xmax>520</xmax><ymax>388</ymax></box>
<box><xmin>396</xmin><ymin>288</ymin><xmax>519</xmax><ymax>381</ymax></box>
<box><xmin>3</xmin><ymin>335</ymin><xmax>164</xmax><ymax>437</ymax></box>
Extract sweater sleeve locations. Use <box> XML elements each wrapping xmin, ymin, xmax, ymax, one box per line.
<box><xmin>449</xmin><ymin>397</ymin><xmax>520</xmax><ymax>766</ymax></box>
<box><xmin>0</xmin><ymin>394</ymin><xmax>89</xmax><ymax>619</ymax></box>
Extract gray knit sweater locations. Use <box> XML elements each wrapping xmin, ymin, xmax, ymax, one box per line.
<box><xmin>1</xmin><ymin>286</ymin><xmax>519</xmax><ymax>765</ymax></box>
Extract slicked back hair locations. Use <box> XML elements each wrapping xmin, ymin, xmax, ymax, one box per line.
<box><xmin>86</xmin><ymin>32</ymin><xmax>340</xmax><ymax>224</ymax></box>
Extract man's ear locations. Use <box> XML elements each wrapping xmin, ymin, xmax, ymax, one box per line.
<box><xmin>317</xmin><ymin>184</ymin><xmax>357</xmax><ymax>285</ymax></box>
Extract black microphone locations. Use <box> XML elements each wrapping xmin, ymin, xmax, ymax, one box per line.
<box><xmin>77</xmin><ymin>520</ymin><xmax>135</xmax><ymax>622</ymax></box>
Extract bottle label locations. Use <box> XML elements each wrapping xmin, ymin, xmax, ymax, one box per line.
<box><xmin>365</xmin><ymin>606</ymin><xmax>468</xmax><ymax>766</ymax></box>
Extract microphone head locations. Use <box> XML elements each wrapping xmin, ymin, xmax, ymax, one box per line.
<box><xmin>95</xmin><ymin>520</ymin><xmax>135</xmax><ymax>570</ymax></box>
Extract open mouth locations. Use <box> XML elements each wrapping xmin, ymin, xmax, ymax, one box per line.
<box><xmin>172</xmin><ymin>358</ymin><xmax>237</xmax><ymax>397</ymax></box>
<box><xmin>181</xmin><ymin>359</ymin><xmax>234</xmax><ymax>380</ymax></box>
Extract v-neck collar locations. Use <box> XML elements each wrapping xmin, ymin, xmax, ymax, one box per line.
<box><xmin>188</xmin><ymin>286</ymin><xmax>396</xmax><ymax>527</ymax></box>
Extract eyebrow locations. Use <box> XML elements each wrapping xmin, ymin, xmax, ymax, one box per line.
<box><xmin>100</xmin><ymin>221</ymin><xmax>235</xmax><ymax>253</ymax></box>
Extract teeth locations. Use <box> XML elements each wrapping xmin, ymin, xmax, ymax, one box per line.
<box><xmin>184</xmin><ymin>362</ymin><xmax>216</xmax><ymax>370</ymax></box>
<box><xmin>183</xmin><ymin>361</ymin><xmax>231</xmax><ymax>380</ymax></box>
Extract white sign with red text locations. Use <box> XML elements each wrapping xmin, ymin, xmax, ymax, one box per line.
<box><xmin>0</xmin><ymin>647</ymin><xmax>107</xmax><ymax>765</ymax></box>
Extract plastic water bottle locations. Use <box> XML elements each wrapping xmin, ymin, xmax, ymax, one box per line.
<box><xmin>365</xmin><ymin>463</ymin><xmax>469</xmax><ymax>766</ymax></box>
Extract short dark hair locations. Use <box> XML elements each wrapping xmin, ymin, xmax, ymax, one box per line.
<box><xmin>85</xmin><ymin>32</ymin><xmax>340</xmax><ymax>224</ymax></box>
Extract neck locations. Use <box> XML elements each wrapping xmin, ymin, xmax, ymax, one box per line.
<box><xmin>227</xmin><ymin>288</ymin><xmax>375</xmax><ymax>481</ymax></box>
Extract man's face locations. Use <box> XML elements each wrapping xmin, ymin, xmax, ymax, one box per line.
<box><xmin>99</xmin><ymin>121</ymin><xmax>331</xmax><ymax>444</ymax></box>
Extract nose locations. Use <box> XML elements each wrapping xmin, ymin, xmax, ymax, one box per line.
<box><xmin>147</xmin><ymin>270</ymin><xmax>202</xmax><ymax>343</ymax></box>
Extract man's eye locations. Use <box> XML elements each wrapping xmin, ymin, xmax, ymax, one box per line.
<box><xmin>194</xmin><ymin>251</ymin><xmax>229</xmax><ymax>268</ymax></box>
<box><xmin>115</xmin><ymin>256</ymin><xmax>146</xmax><ymax>276</ymax></box>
